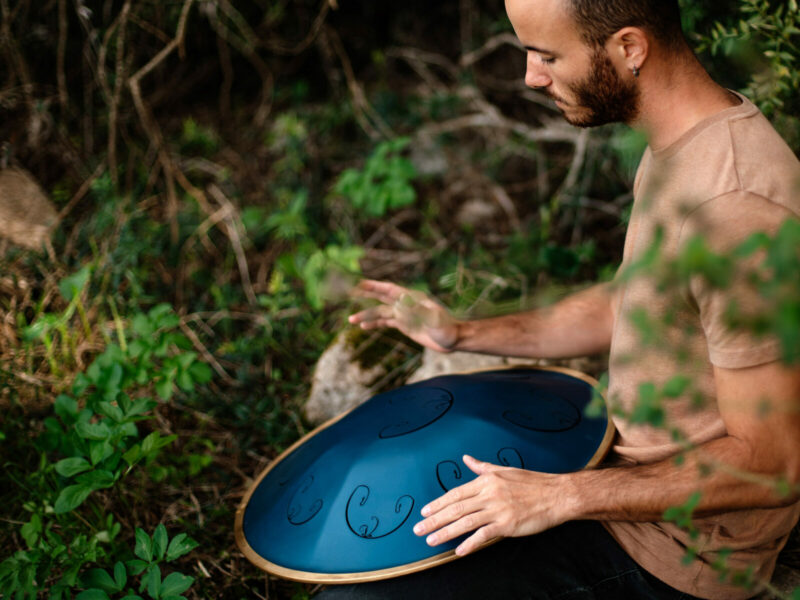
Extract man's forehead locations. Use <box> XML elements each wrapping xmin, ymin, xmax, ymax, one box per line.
<box><xmin>505</xmin><ymin>0</ymin><xmax>578</xmax><ymax>48</ymax></box>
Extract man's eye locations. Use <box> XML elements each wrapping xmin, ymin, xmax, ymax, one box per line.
<box><xmin>541</xmin><ymin>56</ymin><xmax>556</xmax><ymax>65</ymax></box>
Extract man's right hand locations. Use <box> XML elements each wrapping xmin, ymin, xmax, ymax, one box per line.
<box><xmin>348</xmin><ymin>280</ymin><xmax>460</xmax><ymax>353</ymax></box>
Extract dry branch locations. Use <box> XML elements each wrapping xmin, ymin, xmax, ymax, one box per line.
<box><xmin>128</xmin><ymin>0</ymin><xmax>196</xmax><ymax>243</ymax></box>
<box><xmin>264</xmin><ymin>0</ymin><xmax>335</xmax><ymax>55</ymax></box>
<box><xmin>324</xmin><ymin>27</ymin><xmax>393</xmax><ymax>140</ymax></box>
<box><xmin>207</xmin><ymin>184</ymin><xmax>258</xmax><ymax>307</ymax></box>
<box><xmin>460</xmin><ymin>32</ymin><xmax>523</xmax><ymax>68</ymax></box>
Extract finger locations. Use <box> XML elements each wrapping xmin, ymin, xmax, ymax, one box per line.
<box><xmin>455</xmin><ymin>525</ymin><xmax>501</xmax><ymax>557</ymax></box>
<box><xmin>351</xmin><ymin>280</ymin><xmax>406</xmax><ymax>303</ymax></box>
<box><xmin>348</xmin><ymin>305</ymin><xmax>393</xmax><ymax>325</ymax></box>
<box><xmin>420</xmin><ymin>479</ymin><xmax>481</xmax><ymax>518</ymax></box>
<box><xmin>421</xmin><ymin>508</ymin><xmax>492</xmax><ymax>547</ymax></box>
<box><xmin>463</xmin><ymin>454</ymin><xmax>502</xmax><ymax>475</ymax></box>
<box><xmin>413</xmin><ymin>495</ymin><xmax>482</xmax><ymax>537</ymax></box>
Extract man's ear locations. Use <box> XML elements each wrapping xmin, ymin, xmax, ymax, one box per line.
<box><xmin>607</xmin><ymin>26</ymin><xmax>649</xmax><ymax>73</ymax></box>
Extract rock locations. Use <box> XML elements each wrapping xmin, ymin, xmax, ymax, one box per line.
<box><xmin>409</xmin><ymin>135</ymin><xmax>448</xmax><ymax>177</ymax></box>
<box><xmin>406</xmin><ymin>348</ymin><xmax>531</xmax><ymax>383</ymax></box>
<box><xmin>303</xmin><ymin>330</ymin><xmax>388</xmax><ymax>425</ymax></box>
<box><xmin>0</xmin><ymin>167</ymin><xmax>58</xmax><ymax>252</ymax></box>
<box><xmin>456</xmin><ymin>198</ymin><xmax>498</xmax><ymax>229</ymax></box>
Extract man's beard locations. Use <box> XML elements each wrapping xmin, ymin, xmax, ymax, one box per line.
<box><xmin>549</xmin><ymin>48</ymin><xmax>640</xmax><ymax>128</ymax></box>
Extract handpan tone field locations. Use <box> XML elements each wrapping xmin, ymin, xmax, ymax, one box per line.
<box><xmin>235</xmin><ymin>366</ymin><xmax>615</xmax><ymax>583</ymax></box>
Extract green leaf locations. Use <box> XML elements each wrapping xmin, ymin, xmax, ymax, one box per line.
<box><xmin>188</xmin><ymin>362</ymin><xmax>212</xmax><ymax>384</ymax></box>
<box><xmin>114</xmin><ymin>561</ymin><xmax>127</xmax><ymax>589</ymax></box>
<box><xmin>165</xmin><ymin>534</ymin><xmax>199</xmax><ymax>562</ymax></box>
<box><xmin>123</xmin><ymin>444</ymin><xmax>143</xmax><ymax>467</ymax></box>
<box><xmin>20</xmin><ymin>514</ymin><xmax>42</xmax><ymax>548</ymax></box>
<box><xmin>126</xmin><ymin>559</ymin><xmax>149</xmax><ymax>576</ymax></box>
<box><xmin>54</xmin><ymin>484</ymin><xmax>93</xmax><ymax>513</ymax></box>
<box><xmin>76</xmin><ymin>421</ymin><xmax>111</xmax><ymax>441</ymax></box>
<box><xmin>75</xmin><ymin>469</ymin><xmax>116</xmax><ymax>489</ymax></box>
<box><xmin>145</xmin><ymin>564</ymin><xmax>162</xmax><ymax>599</ymax></box>
<box><xmin>54</xmin><ymin>457</ymin><xmax>92</xmax><ymax>478</ymax></box>
<box><xmin>59</xmin><ymin>265</ymin><xmax>92</xmax><ymax>302</ymax></box>
<box><xmin>82</xmin><ymin>568</ymin><xmax>119</xmax><ymax>593</ymax></box>
<box><xmin>662</xmin><ymin>375</ymin><xmax>691</xmax><ymax>399</ymax></box>
<box><xmin>96</xmin><ymin>401</ymin><xmax>124</xmax><ymax>423</ymax></box>
<box><xmin>153</xmin><ymin>524</ymin><xmax>168</xmax><ymax>561</ymax></box>
<box><xmin>89</xmin><ymin>440</ymin><xmax>111</xmax><ymax>466</ymax></box>
<box><xmin>135</xmin><ymin>528</ymin><xmax>154</xmax><ymax>562</ymax></box>
<box><xmin>160</xmin><ymin>572</ymin><xmax>194</xmax><ymax>597</ymax></box>
<box><xmin>54</xmin><ymin>394</ymin><xmax>79</xmax><ymax>421</ymax></box>
<box><xmin>155</xmin><ymin>378</ymin><xmax>174</xmax><ymax>400</ymax></box>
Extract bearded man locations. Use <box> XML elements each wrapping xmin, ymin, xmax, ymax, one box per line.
<box><xmin>319</xmin><ymin>0</ymin><xmax>800</xmax><ymax>598</ymax></box>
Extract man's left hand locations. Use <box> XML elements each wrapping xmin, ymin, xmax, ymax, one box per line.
<box><xmin>412</xmin><ymin>455</ymin><xmax>577</xmax><ymax>556</ymax></box>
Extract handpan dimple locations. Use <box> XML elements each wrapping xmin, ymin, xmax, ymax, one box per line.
<box><xmin>502</xmin><ymin>393</ymin><xmax>581</xmax><ymax>432</ymax></box>
<box><xmin>345</xmin><ymin>485</ymin><xmax>415</xmax><ymax>539</ymax></box>
<box><xmin>497</xmin><ymin>447</ymin><xmax>524</xmax><ymax>468</ymax></box>
<box><xmin>436</xmin><ymin>460</ymin><xmax>463</xmax><ymax>492</ymax></box>
<box><xmin>286</xmin><ymin>475</ymin><xmax>323</xmax><ymax>526</ymax></box>
<box><xmin>379</xmin><ymin>387</ymin><xmax>454</xmax><ymax>439</ymax></box>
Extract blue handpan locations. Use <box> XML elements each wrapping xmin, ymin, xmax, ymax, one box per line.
<box><xmin>235</xmin><ymin>366</ymin><xmax>614</xmax><ymax>583</ymax></box>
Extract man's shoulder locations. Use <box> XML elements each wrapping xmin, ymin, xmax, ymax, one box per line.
<box><xmin>638</xmin><ymin>98</ymin><xmax>800</xmax><ymax>219</ymax></box>
<box><xmin>726</xmin><ymin>108</ymin><xmax>800</xmax><ymax>211</ymax></box>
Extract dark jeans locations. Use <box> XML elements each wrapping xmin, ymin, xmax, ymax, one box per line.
<box><xmin>315</xmin><ymin>521</ymin><xmax>703</xmax><ymax>600</ymax></box>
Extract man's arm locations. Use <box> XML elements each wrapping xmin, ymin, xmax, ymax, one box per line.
<box><xmin>413</xmin><ymin>360</ymin><xmax>800</xmax><ymax>556</ymax></box>
<box><xmin>349</xmin><ymin>280</ymin><xmax>615</xmax><ymax>359</ymax></box>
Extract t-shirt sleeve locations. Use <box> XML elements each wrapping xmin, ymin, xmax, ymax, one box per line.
<box><xmin>678</xmin><ymin>190</ymin><xmax>796</xmax><ymax>369</ymax></box>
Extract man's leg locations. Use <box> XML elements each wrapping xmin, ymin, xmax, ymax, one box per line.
<box><xmin>315</xmin><ymin>521</ymin><xmax>698</xmax><ymax>600</ymax></box>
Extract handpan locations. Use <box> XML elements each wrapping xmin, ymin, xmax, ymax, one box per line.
<box><xmin>235</xmin><ymin>366</ymin><xmax>614</xmax><ymax>583</ymax></box>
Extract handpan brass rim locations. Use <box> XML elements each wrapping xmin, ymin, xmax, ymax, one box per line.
<box><xmin>234</xmin><ymin>364</ymin><xmax>616</xmax><ymax>584</ymax></box>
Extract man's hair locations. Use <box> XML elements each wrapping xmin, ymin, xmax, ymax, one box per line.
<box><xmin>567</xmin><ymin>0</ymin><xmax>686</xmax><ymax>50</ymax></box>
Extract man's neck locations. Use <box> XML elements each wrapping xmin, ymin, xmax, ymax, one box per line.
<box><xmin>631</xmin><ymin>52</ymin><xmax>741</xmax><ymax>151</ymax></box>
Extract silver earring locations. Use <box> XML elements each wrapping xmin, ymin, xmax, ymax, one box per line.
<box><xmin>632</xmin><ymin>65</ymin><xmax>640</xmax><ymax>78</ymax></box>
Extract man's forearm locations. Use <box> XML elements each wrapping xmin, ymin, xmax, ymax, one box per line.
<box><xmin>453</xmin><ymin>283</ymin><xmax>615</xmax><ymax>359</ymax></box>
<box><xmin>566</xmin><ymin>434</ymin><xmax>799</xmax><ymax>524</ymax></box>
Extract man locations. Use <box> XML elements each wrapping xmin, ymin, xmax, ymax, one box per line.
<box><xmin>320</xmin><ymin>0</ymin><xmax>800</xmax><ymax>598</ymax></box>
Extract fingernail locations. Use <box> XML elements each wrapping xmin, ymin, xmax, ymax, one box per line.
<box><xmin>413</xmin><ymin>523</ymin><xmax>423</xmax><ymax>535</ymax></box>
<box><xmin>455</xmin><ymin>544</ymin><xmax>465</xmax><ymax>556</ymax></box>
<box><xmin>421</xmin><ymin>505</ymin><xmax>431</xmax><ymax>516</ymax></box>
<box><xmin>426</xmin><ymin>535</ymin><xmax>437</xmax><ymax>546</ymax></box>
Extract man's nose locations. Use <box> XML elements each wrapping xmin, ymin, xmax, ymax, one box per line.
<box><xmin>525</xmin><ymin>57</ymin><xmax>552</xmax><ymax>89</ymax></box>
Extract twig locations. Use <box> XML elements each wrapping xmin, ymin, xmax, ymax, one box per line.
<box><xmin>386</xmin><ymin>47</ymin><xmax>458</xmax><ymax>88</ymax></box>
<box><xmin>128</xmin><ymin>12</ymin><xmax>171</xmax><ymax>44</ymax></box>
<box><xmin>179</xmin><ymin>320</ymin><xmax>237</xmax><ymax>385</ymax></box>
<box><xmin>209</xmin><ymin>1</ymin><xmax>274</xmax><ymax>127</ymax></box>
<box><xmin>207</xmin><ymin>184</ymin><xmax>258</xmax><ymax>306</ymax></box>
<box><xmin>419</xmin><ymin>111</ymin><xmax>581</xmax><ymax>145</ymax></box>
<box><xmin>57</xmin><ymin>0</ymin><xmax>68</xmax><ymax>113</ymax></box>
<box><xmin>324</xmin><ymin>27</ymin><xmax>393</xmax><ymax>140</ymax></box>
<box><xmin>460</xmin><ymin>32</ymin><xmax>523</xmax><ymax>68</ymax></box>
<box><xmin>265</xmin><ymin>0</ymin><xmax>334</xmax><ymax>55</ymax></box>
<box><xmin>490</xmin><ymin>183</ymin><xmax>522</xmax><ymax>233</ymax></box>
<box><xmin>108</xmin><ymin>0</ymin><xmax>132</xmax><ymax>183</ymax></box>
<box><xmin>128</xmin><ymin>0</ymin><xmax>196</xmax><ymax>243</ymax></box>
<box><xmin>57</xmin><ymin>161</ymin><xmax>107</xmax><ymax>222</ymax></box>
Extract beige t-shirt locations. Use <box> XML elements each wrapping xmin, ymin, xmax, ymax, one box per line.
<box><xmin>602</xmin><ymin>93</ymin><xmax>800</xmax><ymax>599</ymax></box>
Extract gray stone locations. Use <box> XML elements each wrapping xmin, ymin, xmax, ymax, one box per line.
<box><xmin>407</xmin><ymin>348</ymin><xmax>531</xmax><ymax>383</ymax></box>
<box><xmin>304</xmin><ymin>330</ymin><xmax>387</xmax><ymax>425</ymax></box>
<box><xmin>0</xmin><ymin>167</ymin><xmax>58</xmax><ymax>252</ymax></box>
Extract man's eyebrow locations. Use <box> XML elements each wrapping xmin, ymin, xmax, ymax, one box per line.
<box><xmin>524</xmin><ymin>45</ymin><xmax>556</xmax><ymax>55</ymax></box>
